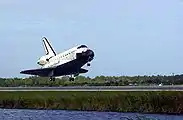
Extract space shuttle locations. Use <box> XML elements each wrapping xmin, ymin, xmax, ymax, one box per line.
<box><xmin>20</xmin><ymin>37</ymin><xmax>94</xmax><ymax>81</ymax></box>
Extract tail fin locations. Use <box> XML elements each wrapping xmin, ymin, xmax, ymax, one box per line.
<box><xmin>42</xmin><ymin>37</ymin><xmax>56</xmax><ymax>56</ymax></box>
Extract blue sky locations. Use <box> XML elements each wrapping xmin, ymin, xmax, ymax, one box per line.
<box><xmin>0</xmin><ymin>0</ymin><xmax>183</xmax><ymax>78</ymax></box>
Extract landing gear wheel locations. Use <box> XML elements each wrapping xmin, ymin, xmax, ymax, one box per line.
<box><xmin>49</xmin><ymin>77</ymin><xmax>55</xmax><ymax>81</ymax></box>
<box><xmin>69</xmin><ymin>77</ymin><xmax>75</xmax><ymax>81</ymax></box>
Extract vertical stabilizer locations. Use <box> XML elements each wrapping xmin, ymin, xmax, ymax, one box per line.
<box><xmin>42</xmin><ymin>37</ymin><xmax>56</xmax><ymax>56</ymax></box>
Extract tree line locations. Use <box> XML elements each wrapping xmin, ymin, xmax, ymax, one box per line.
<box><xmin>0</xmin><ymin>74</ymin><xmax>183</xmax><ymax>87</ymax></box>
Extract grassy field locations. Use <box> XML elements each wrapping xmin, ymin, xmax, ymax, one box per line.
<box><xmin>0</xmin><ymin>91</ymin><xmax>183</xmax><ymax>114</ymax></box>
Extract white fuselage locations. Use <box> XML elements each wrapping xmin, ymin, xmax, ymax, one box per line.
<box><xmin>37</xmin><ymin>45</ymin><xmax>89</xmax><ymax>68</ymax></box>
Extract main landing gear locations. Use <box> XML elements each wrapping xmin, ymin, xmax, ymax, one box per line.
<box><xmin>49</xmin><ymin>76</ymin><xmax>74</xmax><ymax>81</ymax></box>
<box><xmin>69</xmin><ymin>77</ymin><xmax>75</xmax><ymax>81</ymax></box>
<box><xmin>49</xmin><ymin>73</ymin><xmax>79</xmax><ymax>82</ymax></box>
<box><xmin>49</xmin><ymin>77</ymin><xmax>55</xmax><ymax>81</ymax></box>
<box><xmin>69</xmin><ymin>74</ymin><xmax>79</xmax><ymax>81</ymax></box>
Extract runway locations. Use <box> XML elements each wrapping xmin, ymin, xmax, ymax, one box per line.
<box><xmin>0</xmin><ymin>85</ymin><xmax>183</xmax><ymax>91</ymax></box>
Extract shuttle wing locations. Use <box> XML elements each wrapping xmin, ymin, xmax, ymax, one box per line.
<box><xmin>20</xmin><ymin>59</ymin><xmax>88</xmax><ymax>77</ymax></box>
<box><xmin>20</xmin><ymin>67</ymin><xmax>54</xmax><ymax>77</ymax></box>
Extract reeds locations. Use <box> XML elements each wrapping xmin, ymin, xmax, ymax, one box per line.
<box><xmin>0</xmin><ymin>91</ymin><xmax>182</xmax><ymax>114</ymax></box>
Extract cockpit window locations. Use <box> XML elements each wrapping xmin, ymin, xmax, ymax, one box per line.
<box><xmin>77</xmin><ymin>45</ymin><xmax>87</xmax><ymax>49</ymax></box>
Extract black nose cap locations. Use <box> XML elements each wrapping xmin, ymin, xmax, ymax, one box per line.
<box><xmin>87</xmin><ymin>49</ymin><xmax>94</xmax><ymax>60</ymax></box>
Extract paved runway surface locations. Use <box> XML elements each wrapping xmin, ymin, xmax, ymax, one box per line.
<box><xmin>0</xmin><ymin>85</ymin><xmax>183</xmax><ymax>91</ymax></box>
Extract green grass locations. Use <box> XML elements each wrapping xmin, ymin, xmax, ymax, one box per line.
<box><xmin>0</xmin><ymin>91</ymin><xmax>183</xmax><ymax>114</ymax></box>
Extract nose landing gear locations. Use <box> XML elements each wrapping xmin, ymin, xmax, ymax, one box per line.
<box><xmin>87</xmin><ymin>63</ymin><xmax>91</xmax><ymax>66</ymax></box>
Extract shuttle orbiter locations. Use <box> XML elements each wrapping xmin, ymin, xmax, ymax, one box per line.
<box><xmin>20</xmin><ymin>37</ymin><xmax>94</xmax><ymax>81</ymax></box>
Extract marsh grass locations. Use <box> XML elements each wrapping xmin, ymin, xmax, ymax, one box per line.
<box><xmin>0</xmin><ymin>91</ymin><xmax>182</xmax><ymax>114</ymax></box>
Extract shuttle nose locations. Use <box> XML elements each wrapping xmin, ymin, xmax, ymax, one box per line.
<box><xmin>87</xmin><ymin>50</ymin><xmax>94</xmax><ymax>57</ymax></box>
<box><xmin>76</xmin><ymin>49</ymin><xmax>94</xmax><ymax>61</ymax></box>
<box><xmin>86</xmin><ymin>49</ymin><xmax>94</xmax><ymax>61</ymax></box>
